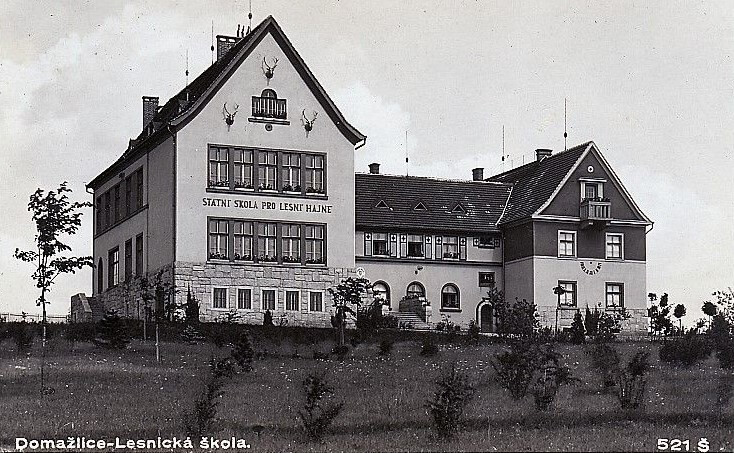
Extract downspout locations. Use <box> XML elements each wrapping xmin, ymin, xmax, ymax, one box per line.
<box><xmin>86</xmin><ymin>186</ymin><xmax>95</xmax><ymax>296</ymax></box>
<box><xmin>167</xmin><ymin>124</ymin><xmax>177</xmax><ymax>302</ymax></box>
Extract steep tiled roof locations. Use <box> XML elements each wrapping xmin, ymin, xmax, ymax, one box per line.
<box><xmin>355</xmin><ymin>174</ymin><xmax>512</xmax><ymax>233</ymax></box>
<box><xmin>487</xmin><ymin>142</ymin><xmax>590</xmax><ymax>225</ymax></box>
<box><xmin>88</xmin><ymin>16</ymin><xmax>364</xmax><ymax>190</ymax></box>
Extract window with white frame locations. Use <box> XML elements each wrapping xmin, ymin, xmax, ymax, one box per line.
<box><xmin>304</xmin><ymin>154</ymin><xmax>324</xmax><ymax>194</ymax></box>
<box><xmin>442</xmin><ymin>236</ymin><xmax>459</xmax><ymax>259</ymax></box>
<box><xmin>208</xmin><ymin>219</ymin><xmax>229</xmax><ymax>260</ymax></box>
<box><xmin>237</xmin><ymin>288</ymin><xmax>252</xmax><ymax>309</ymax></box>
<box><xmin>372</xmin><ymin>233</ymin><xmax>388</xmax><ymax>256</ymax></box>
<box><xmin>407</xmin><ymin>234</ymin><xmax>424</xmax><ymax>257</ymax></box>
<box><xmin>262</xmin><ymin>289</ymin><xmax>276</xmax><ymax>311</ymax></box>
<box><xmin>213</xmin><ymin>287</ymin><xmax>227</xmax><ymax>309</ymax></box>
<box><xmin>372</xmin><ymin>281</ymin><xmax>390</xmax><ymax>306</ymax></box>
<box><xmin>407</xmin><ymin>282</ymin><xmax>425</xmax><ymax>299</ymax></box>
<box><xmin>606</xmin><ymin>233</ymin><xmax>623</xmax><ymax>260</ymax></box>
<box><xmin>282</xmin><ymin>153</ymin><xmax>301</xmax><ymax>192</ymax></box>
<box><xmin>258</xmin><ymin>222</ymin><xmax>277</xmax><ymax>262</ymax></box>
<box><xmin>305</xmin><ymin>225</ymin><xmax>324</xmax><ymax>264</ymax></box>
<box><xmin>257</xmin><ymin>151</ymin><xmax>278</xmax><ymax>190</ymax></box>
<box><xmin>557</xmin><ymin>281</ymin><xmax>577</xmax><ymax>307</ymax></box>
<box><xmin>285</xmin><ymin>290</ymin><xmax>300</xmax><ymax>311</ymax></box>
<box><xmin>558</xmin><ymin>231</ymin><xmax>576</xmax><ymax>257</ymax></box>
<box><xmin>108</xmin><ymin>248</ymin><xmax>119</xmax><ymax>288</ymax></box>
<box><xmin>233</xmin><ymin>221</ymin><xmax>253</xmax><ymax>261</ymax></box>
<box><xmin>606</xmin><ymin>283</ymin><xmax>624</xmax><ymax>308</ymax></box>
<box><xmin>441</xmin><ymin>284</ymin><xmax>460</xmax><ymax>310</ymax></box>
<box><xmin>208</xmin><ymin>147</ymin><xmax>229</xmax><ymax>187</ymax></box>
<box><xmin>282</xmin><ymin>224</ymin><xmax>301</xmax><ymax>263</ymax></box>
<box><xmin>309</xmin><ymin>291</ymin><xmax>323</xmax><ymax>312</ymax></box>
<box><xmin>233</xmin><ymin>148</ymin><xmax>253</xmax><ymax>189</ymax></box>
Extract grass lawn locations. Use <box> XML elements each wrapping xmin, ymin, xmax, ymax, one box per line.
<box><xmin>0</xmin><ymin>330</ymin><xmax>732</xmax><ymax>452</ymax></box>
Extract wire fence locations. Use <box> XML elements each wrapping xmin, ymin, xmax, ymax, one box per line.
<box><xmin>0</xmin><ymin>313</ymin><xmax>68</xmax><ymax>323</ymax></box>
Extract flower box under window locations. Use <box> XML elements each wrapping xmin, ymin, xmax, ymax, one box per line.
<box><xmin>306</xmin><ymin>186</ymin><xmax>325</xmax><ymax>195</ymax></box>
<box><xmin>282</xmin><ymin>184</ymin><xmax>302</xmax><ymax>193</ymax></box>
<box><xmin>233</xmin><ymin>254</ymin><xmax>253</xmax><ymax>262</ymax></box>
<box><xmin>443</xmin><ymin>252</ymin><xmax>460</xmax><ymax>259</ymax></box>
<box><xmin>234</xmin><ymin>182</ymin><xmax>254</xmax><ymax>190</ymax></box>
<box><xmin>258</xmin><ymin>255</ymin><xmax>278</xmax><ymax>263</ymax></box>
<box><xmin>305</xmin><ymin>257</ymin><xmax>325</xmax><ymax>265</ymax></box>
<box><xmin>282</xmin><ymin>255</ymin><xmax>301</xmax><ymax>263</ymax></box>
<box><xmin>209</xmin><ymin>252</ymin><xmax>228</xmax><ymax>260</ymax></box>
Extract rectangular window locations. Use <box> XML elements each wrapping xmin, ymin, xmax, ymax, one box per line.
<box><xmin>282</xmin><ymin>153</ymin><xmax>301</xmax><ymax>192</ymax></box>
<box><xmin>478</xmin><ymin>235</ymin><xmax>500</xmax><ymax>249</ymax></box>
<box><xmin>124</xmin><ymin>239</ymin><xmax>132</xmax><ymax>281</ymax></box>
<box><xmin>104</xmin><ymin>191</ymin><xmax>111</xmax><ymax>229</ymax></box>
<box><xmin>558</xmin><ymin>281</ymin><xmax>577</xmax><ymax>307</ymax></box>
<box><xmin>305</xmin><ymin>154</ymin><xmax>325</xmax><ymax>194</ymax></box>
<box><xmin>209</xmin><ymin>147</ymin><xmax>229</xmax><ymax>188</ymax></box>
<box><xmin>125</xmin><ymin>176</ymin><xmax>132</xmax><ymax>216</ymax></box>
<box><xmin>606</xmin><ymin>233</ymin><xmax>623</xmax><ymax>260</ymax></box>
<box><xmin>135</xmin><ymin>233</ymin><xmax>143</xmax><ymax>275</ymax></box>
<box><xmin>95</xmin><ymin>196</ymin><xmax>102</xmax><ymax>232</ymax></box>
<box><xmin>285</xmin><ymin>290</ymin><xmax>300</xmax><ymax>311</ymax></box>
<box><xmin>257</xmin><ymin>151</ymin><xmax>278</xmax><ymax>190</ymax></box>
<box><xmin>213</xmin><ymin>288</ymin><xmax>227</xmax><ymax>309</ymax></box>
<box><xmin>558</xmin><ymin>231</ymin><xmax>576</xmax><ymax>257</ymax></box>
<box><xmin>113</xmin><ymin>185</ymin><xmax>120</xmax><ymax>223</ymax></box>
<box><xmin>407</xmin><ymin>234</ymin><xmax>424</xmax><ymax>257</ymax></box>
<box><xmin>282</xmin><ymin>224</ymin><xmax>301</xmax><ymax>263</ymax></box>
<box><xmin>262</xmin><ymin>289</ymin><xmax>276</xmax><ymax>311</ymax></box>
<box><xmin>135</xmin><ymin>168</ymin><xmax>143</xmax><ymax>209</ymax></box>
<box><xmin>237</xmin><ymin>288</ymin><xmax>252</xmax><ymax>310</ymax></box>
<box><xmin>233</xmin><ymin>221</ymin><xmax>253</xmax><ymax>261</ymax></box>
<box><xmin>208</xmin><ymin>219</ymin><xmax>229</xmax><ymax>260</ymax></box>
<box><xmin>584</xmin><ymin>183</ymin><xmax>598</xmax><ymax>200</ymax></box>
<box><xmin>309</xmin><ymin>291</ymin><xmax>323</xmax><ymax>312</ymax></box>
<box><xmin>233</xmin><ymin>148</ymin><xmax>253</xmax><ymax>189</ymax></box>
<box><xmin>372</xmin><ymin>233</ymin><xmax>388</xmax><ymax>256</ymax></box>
<box><xmin>606</xmin><ymin>283</ymin><xmax>624</xmax><ymax>308</ymax></box>
<box><xmin>305</xmin><ymin>224</ymin><xmax>325</xmax><ymax>264</ymax></box>
<box><xmin>442</xmin><ymin>236</ymin><xmax>459</xmax><ymax>259</ymax></box>
<box><xmin>108</xmin><ymin>247</ymin><xmax>119</xmax><ymax>288</ymax></box>
<box><xmin>257</xmin><ymin>222</ymin><xmax>277</xmax><ymax>262</ymax></box>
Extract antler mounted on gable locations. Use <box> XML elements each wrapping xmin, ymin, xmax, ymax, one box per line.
<box><xmin>262</xmin><ymin>57</ymin><xmax>279</xmax><ymax>84</ymax></box>
<box><xmin>301</xmin><ymin>109</ymin><xmax>318</xmax><ymax>138</ymax></box>
<box><xmin>222</xmin><ymin>102</ymin><xmax>239</xmax><ymax>130</ymax></box>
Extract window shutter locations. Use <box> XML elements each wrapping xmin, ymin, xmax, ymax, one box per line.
<box><xmin>459</xmin><ymin>237</ymin><xmax>467</xmax><ymax>260</ymax></box>
<box><xmin>435</xmin><ymin>236</ymin><xmax>442</xmax><ymax>260</ymax></box>
<box><xmin>399</xmin><ymin>234</ymin><xmax>407</xmax><ymax>258</ymax></box>
<box><xmin>390</xmin><ymin>234</ymin><xmax>398</xmax><ymax>257</ymax></box>
<box><xmin>364</xmin><ymin>233</ymin><xmax>372</xmax><ymax>256</ymax></box>
<box><xmin>425</xmin><ymin>235</ymin><xmax>432</xmax><ymax>259</ymax></box>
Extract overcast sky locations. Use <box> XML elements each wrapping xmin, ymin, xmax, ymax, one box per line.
<box><xmin>1</xmin><ymin>1</ymin><xmax>732</xmax><ymax>322</ymax></box>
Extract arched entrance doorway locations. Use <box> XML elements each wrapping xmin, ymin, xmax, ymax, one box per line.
<box><xmin>479</xmin><ymin>302</ymin><xmax>494</xmax><ymax>333</ymax></box>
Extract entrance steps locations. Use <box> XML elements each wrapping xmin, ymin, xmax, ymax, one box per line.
<box><xmin>394</xmin><ymin>312</ymin><xmax>432</xmax><ymax>330</ymax></box>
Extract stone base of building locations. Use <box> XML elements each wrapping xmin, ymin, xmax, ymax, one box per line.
<box><xmin>173</xmin><ymin>261</ymin><xmax>356</xmax><ymax>328</ymax></box>
<box><xmin>537</xmin><ymin>305</ymin><xmax>647</xmax><ymax>335</ymax></box>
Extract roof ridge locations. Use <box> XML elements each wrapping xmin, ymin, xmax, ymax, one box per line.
<box><xmin>486</xmin><ymin>141</ymin><xmax>592</xmax><ymax>180</ymax></box>
<box><xmin>355</xmin><ymin>172</ymin><xmax>512</xmax><ymax>186</ymax></box>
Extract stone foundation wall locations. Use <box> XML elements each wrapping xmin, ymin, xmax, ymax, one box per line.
<box><xmin>96</xmin><ymin>265</ymin><xmax>174</xmax><ymax>319</ymax></box>
<box><xmin>537</xmin><ymin>305</ymin><xmax>647</xmax><ymax>335</ymax></box>
<box><xmin>174</xmin><ymin>262</ymin><xmax>356</xmax><ymax>328</ymax></box>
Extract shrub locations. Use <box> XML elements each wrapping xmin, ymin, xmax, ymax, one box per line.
<box><xmin>466</xmin><ymin>320</ymin><xmax>481</xmax><ymax>345</ymax></box>
<box><xmin>378</xmin><ymin>339</ymin><xmax>394</xmax><ymax>356</ymax></box>
<box><xmin>496</xmin><ymin>297</ymin><xmax>539</xmax><ymax>338</ymax></box>
<box><xmin>715</xmin><ymin>338</ymin><xmax>734</xmax><ymax>369</ymax></box>
<box><xmin>592</xmin><ymin>310</ymin><xmax>628</xmax><ymax>343</ymax></box>
<box><xmin>659</xmin><ymin>332</ymin><xmax>713</xmax><ymax>367</ymax></box>
<box><xmin>420</xmin><ymin>337</ymin><xmax>439</xmax><ymax>356</ymax></box>
<box><xmin>180</xmin><ymin>325</ymin><xmax>205</xmax><ymax>345</ymax></box>
<box><xmin>263</xmin><ymin>310</ymin><xmax>274</xmax><ymax>327</ymax></box>
<box><xmin>584</xmin><ymin>306</ymin><xmax>599</xmax><ymax>337</ymax></box>
<box><xmin>709</xmin><ymin>314</ymin><xmax>732</xmax><ymax>350</ymax></box>
<box><xmin>426</xmin><ymin>364</ymin><xmax>475</xmax><ymax>438</ymax></box>
<box><xmin>65</xmin><ymin>322</ymin><xmax>96</xmax><ymax>345</ymax></box>
<box><xmin>95</xmin><ymin>310</ymin><xmax>130</xmax><ymax>349</ymax></box>
<box><xmin>716</xmin><ymin>374</ymin><xmax>734</xmax><ymax>421</ymax></box>
<box><xmin>184</xmin><ymin>356</ymin><xmax>235</xmax><ymax>437</ymax></box>
<box><xmin>617</xmin><ymin>351</ymin><xmax>650</xmax><ymax>411</ymax></box>
<box><xmin>379</xmin><ymin>314</ymin><xmax>399</xmax><ymax>329</ymax></box>
<box><xmin>298</xmin><ymin>372</ymin><xmax>343</xmax><ymax>441</ymax></box>
<box><xmin>569</xmin><ymin>310</ymin><xmax>585</xmax><ymax>345</ymax></box>
<box><xmin>11</xmin><ymin>322</ymin><xmax>35</xmax><ymax>352</ymax></box>
<box><xmin>231</xmin><ymin>331</ymin><xmax>254</xmax><ymax>372</ymax></box>
<box><xmin>492</xmin><ymin>341</ymin><xmax>538</xmax><ymax>400</ymax></box>
<box><xmin>586</xmin><ymin>343</ymin><xmax>621</xmax><ymax>388</ymax></box>
<box><xmin>530</xmin><ymin>345</ymin><xmax>577</xmax><ymax>411</ymax></box>
<box><xmin>331</xmin><ymin>344</ymin><xmax>349</xmax><ymax>360</ymax></box>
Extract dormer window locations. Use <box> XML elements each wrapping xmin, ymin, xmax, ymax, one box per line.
<box><xmin>252</xmin><ymin>89</ymin><xmax>287</xmax><ymax>119</ymax></box>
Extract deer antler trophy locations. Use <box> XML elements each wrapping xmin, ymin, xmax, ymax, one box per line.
<box><xmin>261</xmin><ymin>57</ymin><xmax>279</xmax><ymax>84</ymax></box>
<box><xmin>222</xmin><ymin>102</ymin><xmax>239</xmax><ymax>131</ymax></box>
<box><xmin>301</xmin><ymin>110</ymin><xmax>318</xmax><ymax>138</ymax></box>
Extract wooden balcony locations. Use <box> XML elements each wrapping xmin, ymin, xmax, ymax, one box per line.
<box><xmin>251</xmin><ymin>96</ymin><xmax>287</xmax><ymax>120</ymax></box>
<box><xmin>580</xmin><ymin>198</ymin><xmax>611</xmax><ymax>228</ymax></box>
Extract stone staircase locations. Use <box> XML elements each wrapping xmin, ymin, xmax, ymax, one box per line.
<box><xmin>394</xmin><ymin>312</ymin><xmax>432</xmax><ymax>330</ymax></box>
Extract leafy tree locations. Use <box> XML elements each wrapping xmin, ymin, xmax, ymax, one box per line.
<box><xmin>584</xmin><ymin>305</ymin><xmax>599</xmax><ymax>336</ymax></box>
<box><xmin>673</xmin><ymin>304</ymin><xmax>687</xmax><ymax>333</ymax></box>
<box><xmin>298</xmin><ymin>372</ymin><xmax>343</xmax><ymax>441</ymax></box>
<box><xmin>702</xmin><ymin>301</ymin><xmax>718</xmax><ymax>319</ymax></box>
<box><xmin>327</xmin><ymin>277</ymin><xmax>372</xmax><ymax>347</ymax></box>
<box><xmin>489</xmin><ymin>286</ymin><xmax>538</xmax><ymax>338</ymax></box>
<box><xmin>185</xmin><ymin>287</ymin><xmax>200</xmax><ymax>325</ymax></box>
<box><xmin>231</xmin><ymin>330</ymin><xmax>254</xmax><ymax>372</ymax></box>
<box><xmin>569</xmin><ymin>310</ymin><xmax>585</xmax><ymax>344</ymax></box>
<box><xmin>426</xmin><ymin>364</ymin><xmax>475</xmax><ymax>438</ymax></box>
<box><xmin>711</xmin><ymin>288</ymin><xmax>734</xmax><ymax>327</ymax></box>
<box><xmin>13</xmin><ymin>182</ymin><xmax>92</xmax><ymax>392</ymax></box>
<box><xmin>648</xmin><ymin>293</ymin><xmax>673</xmax><ymax>337</ymax></box>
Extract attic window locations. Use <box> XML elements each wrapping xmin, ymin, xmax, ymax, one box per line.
<box><xmin>252</xmin><ymin>89</ymin><xmax>287</xmax><ymax>120</ymax></box>
<box><xmin>451</xmin><ymin>204</ymin><xmax>466</xmax><ymax>214</ymax></box>
<box><xmin>413</xmin><ymin>202</ymin><xmax>427</xmax><ymax>211</ymax></box>
<box><xmin>375</xmin><ymin>200</ymin><xmax>390</xmax><ymax>209</ymax></box>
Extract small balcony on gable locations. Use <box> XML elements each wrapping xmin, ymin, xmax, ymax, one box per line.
<box><xmin>580</xmin><ymin>198</ymin><xmax>611</xmax><ymax>228</ymax></box>
<box><xmin>249</xmin><ymin>89</ymin><xmax>289</xmax><ymax>125</ymax></box>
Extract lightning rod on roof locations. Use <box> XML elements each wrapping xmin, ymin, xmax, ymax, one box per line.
<box><xmin>185</xmin><ymin>49</ymin><xmax>190</xmax><ymax>101</ymax></box>
<box><xmin>405</xmin><ymin>130</ymin><xmax>409</xmax><ymax>177</ymax></box>
<box><xmin>247</xmin><ymin>0</ymin><xmax>253</xmax><ymax>35</ymax></box>
<box><xmin>564</xmin><ymin>98</ymin><xmax>568</xmax><ymax>151</ymax></box>
<box><xmin>211</xmin><ymin>21</ymin><xmax>215</xmax><ymax>64</ymax></box>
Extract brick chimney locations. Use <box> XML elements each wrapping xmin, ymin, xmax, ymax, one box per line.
<box><xmin>216</xmin><ymin>35</ymin><xmax>241</xmax><ymax>61</ymax></box>
<box><xmin>472</xmin><ymin>168</ymin><xmax>484</xmax><ymax>181</ymax></box>
<box><xmin>142</xmin><ymin>96</ymin><xmax>159</xmax><ymax>128</ymax></box>
<box><xmin>535</xmin><ymin>148</ymin><xmax>552</xmax><ymax>161</ymax></box>
<box><xmin>368</xmin><ymin>163</ymin><xmax>380</xmax><ymax>174</ymax></box>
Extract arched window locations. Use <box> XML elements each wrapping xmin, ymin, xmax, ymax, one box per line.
<box><xmin>441</xmin><ymin>284</ymin><xmax>460</xmax><ymax>310</ymax></box>
<box><xmin>97</xmin><ymin>258</ymin><xmax>104</xmax><ymax>293</ymax></box>
<box><xmin>261</xmin><ymin>88</ymin><xmax>277</xmax><ymax>98</ymax></box>
<box><xmin>372</xmin><ymin>281</ymin><xmax>391</xmax><ymax>306</ymax></box>
<box><xmin>406</xmin><ymin>282</ymin><xmax>425</xmax><ymax>299</ymax></box>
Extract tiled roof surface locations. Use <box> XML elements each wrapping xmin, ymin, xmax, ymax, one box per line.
<box><xmin>355</xmin><ymin>174</ymin><xmax>512</xmax><ymax>233</ymax></box>
<box><xmin>487</xmin><ymin>142</ymin><xmax>590</xmax><ymax>224</ymax></box>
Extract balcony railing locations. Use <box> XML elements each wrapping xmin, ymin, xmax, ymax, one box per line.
<box><xmin>251</xmin><ymin>96</ymin><xmax>287</xmax><ymax>120</ymax></box>
<box><xmin>580</xmin><ymin>198</ymin><xmax>612</xmax><ymax>221</ymax></box>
